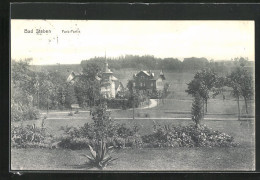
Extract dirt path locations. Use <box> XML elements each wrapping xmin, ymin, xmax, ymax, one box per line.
<box><xmin>41</xmin><ymin>99</ymin><xmax>158</xmax><ymax>115</ymax></box>
<box><xmin>138</xmin><ymin>99</ymin><xmax>158</xmax><ymax>109</ymax></box>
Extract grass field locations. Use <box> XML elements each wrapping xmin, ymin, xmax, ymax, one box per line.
<box><xmin>11</xmin><ymin>146</ymin><xmax>255</xmax><ymax>171</ymax></box>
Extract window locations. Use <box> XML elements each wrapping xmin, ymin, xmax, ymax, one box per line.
<box><xmin>151</xmin><ymin>82</ymin><xmax>153</xmax><ymax>86</ymax></box>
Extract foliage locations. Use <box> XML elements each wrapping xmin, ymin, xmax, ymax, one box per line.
<box><xmin>58</xmin><ymin>123</ymin><xmax>142</xmax><ymax>150</ymax></box>
<box><xmin>11</xmin><ymin>59</ymin><xmax>37</xmax><ymax>95</ymax></box>
<box><xmin>81</xmin><ymin>55</ymin><xmax>234</xmax><ymax>72</ymax></box>
<box><xmin>226</xmin><ymin>67</ymin><xmax>253</xmax><ymax>115</ymax></box>
<box><xmin>68</xmin><ymin>112</ymin><xmax>74</xmax><ymax>116</ymax></box>
<box><xmin>11</xmin><ymin>98</ymin><xmax>40</xmax><ymax>122</ymax></box>
<box><xmin>64</xmin><ymin>84</ymin><xmax>78</xmax><ymax>108</ymax></box>
<box><xmin>142</xmin><ymin>123</ymin><xmax>237</xmax><ymax>148</ymax></box>
<box><xmin>81</xmin><ymin>140</ymin><xmax>118</xmax><ymax>170</ymax></box>
<box><xmin>11</xmin><ymin>124</ymin><xmax>52</xmax><ymax>148</ymax></box>
<box><xmin>232</xmin><ymin>57</ymin><xmax>249</xmax><ymax>67</ymax></box>
<box><xmin>126</xmin><ymin>89</ymin><xmax>147</xmax><ymax>108</ymax></box>
<box><xmin>163</xmin><ymin>83</ymin><xmax>170</xmax><ymax>97</ymax></box>
<box><xmin>106</xmin><ymin>99</ymin><xmax>128</xmax><ymax>109</ymax></box>
<box><xmin>81</xmin><ymin>59</ymin><xmax>103</xmax><ymax>80</ymax></box>
<box><xmin>74</xmin><ymin>74</ymin><xmax>101</xmax><ymax>108</ymax></box>
<box><xmin>186</xmin><ymin>68</ymin><xmax>218</xmax><ymax>112</ymax></box>
<box><xmin>11</xmin><ymin>60</ymin><xmax>40</xmax><ymax>121</ymax></box>
<box><xmin>90</xmin><ymin>103</ymin><xmax>114</xmax><ymax>141</ymax></box>
<box><xmin>191</xmin><ymin>93</ymin><xmax>204</xmax><ymax>126</ymax></box>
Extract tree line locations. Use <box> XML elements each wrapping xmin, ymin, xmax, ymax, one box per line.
<box><xmin>81</xmin><ymin>55</ymin><xmax>252</xmax><ymax>72</ymax></box>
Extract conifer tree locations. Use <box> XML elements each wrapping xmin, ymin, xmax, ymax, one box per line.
<box><xmin>191</xmin><ymin>93</ymin><xmax>204</xmax><ymax>127</ymax></box>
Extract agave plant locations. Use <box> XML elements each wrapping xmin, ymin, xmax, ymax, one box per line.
<box><xmin>82</xmin><ymin>140</ymin><xmax>118</xmax><ymax>170</ymax></box>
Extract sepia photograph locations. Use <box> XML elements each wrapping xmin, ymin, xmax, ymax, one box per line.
<box><xmin>10</xmin><ymin>20</ymin><xmax>255</xmax><ymax>171</ymax></box>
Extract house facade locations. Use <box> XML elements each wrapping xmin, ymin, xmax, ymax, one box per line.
<box><xmin>133</xmin><ymin>70</ymin><xmax>166</xmax><ymax>92</ymax></box>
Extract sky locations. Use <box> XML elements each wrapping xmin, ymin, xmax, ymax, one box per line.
<box><xmin>11</xmin><ymin>20</ymin><xmax>254</xmax><ymax>65</ymax></box>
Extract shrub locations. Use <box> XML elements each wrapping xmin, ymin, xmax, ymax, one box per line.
<box><xmin>59</xmin><ymin>123</ymin><xmax>142</xmax><ymax>149</ymax></box>
<box><xmin>11</xmin><ymin>104</ymin><xmax>40</xmax><ymax>121</ymax></box>
<box><xmin>68</xmin><ymin>112</ymin><xmax>74</xmax><ymax>116</ymax></box>
<box><xmin>58</xmin><ymin>137</ymin><xmax>92</xmax><ymax>150</ymax></box>
<box><xmin>106</xmin><ymin>99</ymin><xmax>127</xmax><ymax>109</ymax></box>
<box><xmin>145</xmin><ymin>113</ymin><xmax>150</xmax><ymax>118</ymax></box>
<box><xmin>142</xmin><ymin>123</ymin><xmax>236</xmax><ymax>148</ymax></box>
<box><xmin>23</xmin><ymin>106</ymin><xmax>40</xmax><ymax>120</ymax></box>
<box><xmin>11</xmin><ymin>124</ymin><xmax>52</xmax><ymax>148</ymax></box>
<box><xmin>74</xmin><ymin>110</ymin><xmax>79</xmax><ymax>114</ymax></box>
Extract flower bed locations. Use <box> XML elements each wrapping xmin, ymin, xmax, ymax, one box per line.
<box><xmin>142</xmin><ymin>124</ymin><xmax>237</xmax><ymax>148</ymax></box>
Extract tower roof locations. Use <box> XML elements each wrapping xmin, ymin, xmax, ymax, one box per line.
<box><xmin>103</xmin><ymin>61</ymin><xmax>113</xmax><ymax>74</ymax></box>
<box><xmin>159</xmin><ymin>69</ymin><xmax>166</xmax><ymax>80</ymax></box>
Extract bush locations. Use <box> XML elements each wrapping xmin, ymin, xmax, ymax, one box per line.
<box><xmin>145</xmin><ymin>113</ymin><xmax>150</xmax><ymax>118</ymax></box>
<box><xmin>59</xmin><ymin>123</ymin><xmax>142</xmax><ymax>149</ymax></box>
<box><xmin>58</xmin><ymin>137</ymin><xmax>92</xmax><ymax>150</ymax></box>
<box><xmin>11</xmin><ymin>104</ymin><xmax>40</xmax><ymax>121</ymax></box>
<box><xmin>142</xmin><ymin>124</ymin><xmax>237</xmax><ymax>148</ymax></box>
<box><xmin>68</xmin><ymin>112</ymin><xmax>74</xmax><ymax>116</ymax></box>
<box><xmin>11</xmin><ymin>124</ymin><xmax>52</xmax><ymax>148</ymax></box>
<box><xmin>106</xmin><ymin>99</ymin><xmax>127</xmax><ymax>109</ymax></box>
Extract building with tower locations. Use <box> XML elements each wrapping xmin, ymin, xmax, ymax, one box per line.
<box><xmin>100</xmin><ymin>62</ymin><xmax>121</xmax><ymax>98</ymax></box>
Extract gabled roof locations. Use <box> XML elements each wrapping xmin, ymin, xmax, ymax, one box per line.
<box><xmin>66</xmin><ymin>71</ymin><xmax>80</xmax><ymax>82</ymax></box>
<box><xmin>115</xmin><ymin>81</ymin><xmax>124</xmax><ymax>90</ymax></box>
<box><xmin>95</xmin><ymin>76</ymin><xmax>101</xmax><ymax>81</ymax></box>
<box><xmin>134</xmin><ymin>70</ymin><xmax>166</xmax><ymax>81</ymax></box>
<box><xmin>136</xmin><ymin>70</ymin><xmax>151</xmax><ymax>77</ymax></box>
<box><xmin>142</xmin><ymin>71</ymin><xmax>150</xmax><ymax>76</ymax></box>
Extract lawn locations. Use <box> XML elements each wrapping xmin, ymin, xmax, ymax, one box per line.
<box><xmin>11</xmin><ymin>146</ymin><xmax>255</xmax><ymax>171</ymax></box>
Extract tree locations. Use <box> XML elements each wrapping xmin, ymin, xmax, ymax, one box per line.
<box><xmin>90</xmin><ymin>102</ymin><xmax>113</xmax><ymax>141</ymax></box>
<box><xmin>11</xmin><ymin>59</ymin><xmax>39</xmax><ymax>121</ymax></box>
<box><xmin>233</xmin><ymin>57</ymin><xmax>249</xmax><ymax>67</ymax></box>
<box><xmin>37</xmin><ymin>71</ymin><xmax>56</xmax><ymax>112</ymax></box>
<box><xmin>64</xmin><ymin>83</ymin><xmax>78</xmax><ymax>109</ymax></box>
<box><xmin>126</xmin><ymin>80</ymin><xmax>135</xmax><ymax>94</ymax></box>
<box><xmin>74</xmin><ymin>75</ymin><xmax>101</xmax><ymax>108</ymax></box>
<box><xmin>75</xmin><ymin>60</ymin><xmax>103</xmax><ymax>108</ymax></box>
<box><xmin>191</xmin><ymin>93</ymin><xmax>204</xmax><ymax>127</ymax></box>
<box><xmin>227</xmin><ymin>67</ymin><xmax>253</xmax><ymax>118</ymax></box>
<box><xmin>186</xmin><ymin>68</ymin><xmax>217</xmax><ymax>113</ymax></box>
<box><xmin>81</xmin><ymin>59</ymin><xmax>103</xmax><ymax>80</ymax></box>
<box><xmin>212</xmin><ymin>76</ymin><xmax>227</xmax><ymax>99</ymax></box>
<box><xmin>11</xmin><ymin>59</ymin><xmax>37</xmax><ymax>100</ymax></box>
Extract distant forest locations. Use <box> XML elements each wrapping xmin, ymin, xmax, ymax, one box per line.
<box><xmin>32</xmin><ymin>55</ymin><xmax>254</xmax><ymax>74</ymax></box>
<box><xmin>81</xmin><ymin>55</ymin><xmax>253</xmax><ymax>72</ymax></box>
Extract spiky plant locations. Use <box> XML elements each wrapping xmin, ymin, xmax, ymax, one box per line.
<box><xmin>82</xmin><ymin>140</ymin><xmax>118</xmax><ymax>170</ymax></box>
